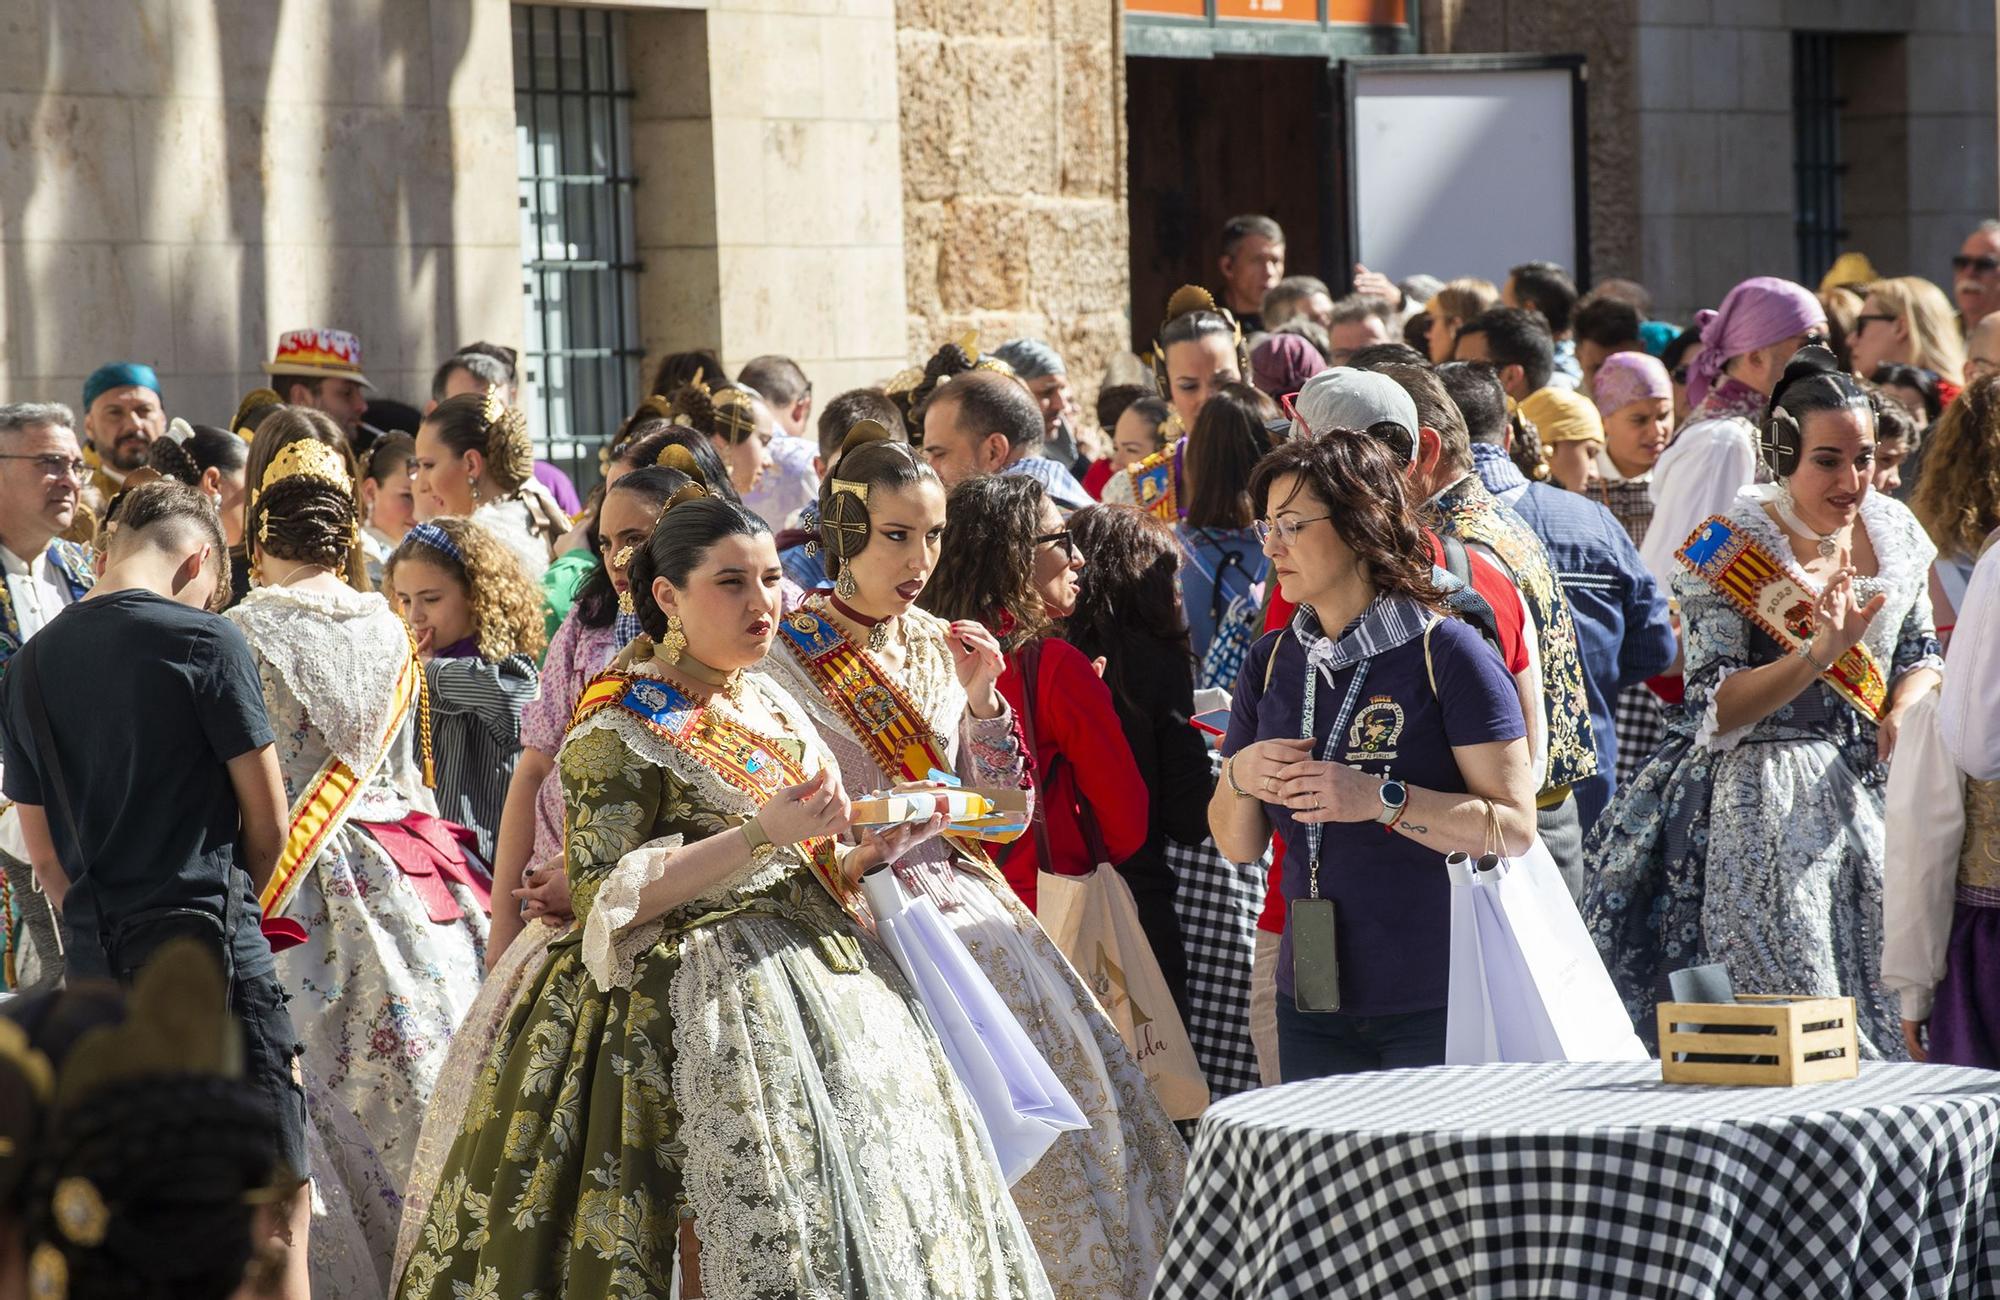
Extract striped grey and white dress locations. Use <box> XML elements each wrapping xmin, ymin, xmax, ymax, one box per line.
<box><xmin>425</xmin><ymin>653</ymin><xmax>538</xmax><ymax>860</ymax></box>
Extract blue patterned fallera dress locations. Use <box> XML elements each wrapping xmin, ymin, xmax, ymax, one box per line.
<box><xmin>1582</xmin><ymin>489</ymin><xmax>1941</xmax><ymax>1058</ymax></box>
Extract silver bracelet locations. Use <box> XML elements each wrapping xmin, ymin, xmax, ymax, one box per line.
<box><xmin>1798</xmin><ymin>640</ymin><xmax>1833</xmax><ymax>673</ymax></box>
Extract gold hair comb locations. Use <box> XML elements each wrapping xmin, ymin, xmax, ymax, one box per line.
<box><xmin>259</xmin><ymin>438</ymin><xmax>351</xmax><ymax>495</ymax></box>
<box><xmin>654</xmin><ymin>442</ymin><xmax>708</xmax><ymax>487</ymax></box>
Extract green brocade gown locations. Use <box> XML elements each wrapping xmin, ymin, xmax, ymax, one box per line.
<box><xmin>396</xmin><ymin>664</ymin><xmax>1053</xmax><ymax>1299</ymax></box>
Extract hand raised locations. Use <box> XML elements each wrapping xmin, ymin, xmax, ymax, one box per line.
<box><xmin>1811</xmin><ymin>569</ymin><xmax>1885</xmax><ymax>660</ymax></box>
<box><xmin>757</xmin><ymin>768</ymin><xmax>851</xmax><ymax>847</ymax></box>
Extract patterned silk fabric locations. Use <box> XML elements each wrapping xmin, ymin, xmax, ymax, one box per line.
<box><xmin>1430</xmin><ymin>473</ymin><xmax>1601</xmax><ymax>791</ymax></box>
<box><xmin>396</xmin><ymin>666</ymin><xmax>1052</xmax><ymax>1300</ymax></box>
<box><xmin>1962</xmin><ymin>778</ymin><xmax>2000</xmax><ymax>895</ymax></box>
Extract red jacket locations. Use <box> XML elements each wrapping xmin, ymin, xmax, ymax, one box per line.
<box><xmin>997</xmin><ymin>637</ymin><xmax>1150</xmax><ymax>912</ymax></box>
<box><xmin>1255</xmin><ymin>529</ymin><xmax>1531</xmax><ymax>934</ymax></box>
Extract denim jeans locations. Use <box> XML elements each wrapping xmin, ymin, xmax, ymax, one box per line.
<box><xmin>1275</xmin><ymin>997</ymin><xmax>1448</xmax><ymax>1080</ymax></box>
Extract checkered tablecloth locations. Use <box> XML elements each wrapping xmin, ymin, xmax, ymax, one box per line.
<box><xmin>1167</xmin><ymin>752</ymin><xmax>1271</xmax><ymax>1098</ymax></box>
<box><xmin>1154</xmin><ymin>1060</ymin><xmax>2000</xmax><ymax>1299</ymax></box>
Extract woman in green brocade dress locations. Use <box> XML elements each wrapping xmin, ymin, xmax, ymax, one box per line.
<box><xmin>396</xmin><ymin>490</ymin><xmax>1053</xmax><ymax>1300</ymax></box>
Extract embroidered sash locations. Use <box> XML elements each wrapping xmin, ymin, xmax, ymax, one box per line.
<box><xmin>1123</xmin><ymin>439</ymin><xmax>1183</xmax><ymax>522</ymax></box>
<box><xmin>571</xmin><ymin>672</ymin><xmax>853</xmax><ymax>910</ymax></box>
<box><xmin>262</xmin><ymin>641</ymin><xmax>423</xmax><ymax>919</ymax></box>
<box><xmin>776</xmin><ymin>609</ymin><xmax>1016</xmax><ymax>888</ymax></box>
<box><xmin>1678</xmin><ymin>515</ymin><xmax>1889</xmax><ymax>720</ymax></box>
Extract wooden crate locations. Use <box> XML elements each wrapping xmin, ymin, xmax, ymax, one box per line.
<box><xmin>1657</xmin><ymin>995</ymin><xmax>1859</xmax><ymax>1087</ymax></box>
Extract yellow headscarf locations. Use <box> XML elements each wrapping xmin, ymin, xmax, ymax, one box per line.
<box><xmin>1518</xmin><ymin>386</ymin><xmax>1605</xmax><ymax>446</ymax></box>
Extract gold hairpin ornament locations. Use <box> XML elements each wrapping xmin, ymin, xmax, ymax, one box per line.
<box><xmin>28</xmin><ymin>1243</ymin><xmax>65</xmax><ymax>1300</ymax></box>
<box><xmin>52</xmin><ymin>1179</ymin><xmax>108</xmax><ymax>1247</ymax></box>
<box><xmin>829</xmin><ymin>478</ymin><xmax>870</xmax><ymax>505</ymax></box>
<box><xmin>481</xmin><ymin>392</ymin><xmax>506</xmax><ymax>429</ymax></box>
<box><xmin>260</xmin><ymin>439</ymin><xmax>351</xmax><ymax>494</ymax></box>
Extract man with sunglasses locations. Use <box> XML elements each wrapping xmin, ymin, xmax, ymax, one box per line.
<box><xmin>1953</xmin><ymin>221</ymin><xmax>2000</xmax><ymax>334</ymax></box>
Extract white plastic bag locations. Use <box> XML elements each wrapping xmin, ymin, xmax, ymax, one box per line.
<box><xmin>861</xmin><ymin>868</ymin><xmax>1088</xmax><ymax>1182</ymax></box>
<box><xmin>1446</xmin><ymin>837</ymin><xmax>1648</xmax><ymax>1063</ymax></box>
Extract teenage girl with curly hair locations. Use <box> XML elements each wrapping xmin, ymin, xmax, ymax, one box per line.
<box><xmin>384</xmin><ymin>517</ymin><xmax>546</xmax><ymax>860</ymax></box>
<box><xmin>1911</xmin><ymin>373</ymin><xmax>2000</xmax><ymax>633</ymax></box>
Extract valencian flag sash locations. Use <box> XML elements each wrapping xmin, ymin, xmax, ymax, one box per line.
<box><xmin>570</xmin><ymin>671</ymin><xmax>852</xmax><ymax>910</ymax></box>
<box><xmin>262</xmin><ymin>640</ymin><xmax>424</xmax><ymax>920</ymax></box>
<box><xmin>1123</xmin><ymin>439</ymin><xmax>1183</xmax><ymax>522</ymax></box>
<box><xmin>1677</xmin><ymin>515</ymin><xmax>1889</xmax><ymax>720</ymax></box>
<box><xmin>778</xmin><ymin>607</ymin><xmax>1024</xmax><ymax>863</ymax></box>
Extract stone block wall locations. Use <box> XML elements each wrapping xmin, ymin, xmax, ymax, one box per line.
<box><xmin>898</xmin><ymin>0</ymin><xmax>1131</xmax><ymax>413</ymax></box>
<box><xmin>634</xmin><ymin>0</ymin><xmax>912</xmax><ymax>400</ymax></box>
<box><xmin>0</xmin><ymin>0</ymin><xmax>521</xmax><ymax>424</ymax></box>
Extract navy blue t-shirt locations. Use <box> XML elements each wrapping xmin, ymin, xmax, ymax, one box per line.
<box><xmin>1222</xmin><ymin>615</ymin><xmax>1525</xmax><ymax>1014</ymax></box>
<box><xmin>0</xmin><ymin>590</ymin><xmax>277</xmax><ymax>979</ymax></box>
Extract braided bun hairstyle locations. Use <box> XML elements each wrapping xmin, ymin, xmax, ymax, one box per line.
<box><xmin>243</xmin><ymin>408</ymin><xmax>369</xmax><ymax>587</ymax></box>
<box><xmin>1761</xmin><ymin>344</ymin><xmax>1872</xmax><ymax>478</ymax></box>
<box><xmin>252</xmin><ymin>477</ymin><xmax>355</xmax><ymax>570</ymax></box>
<box><xmin>624</xmin><ymin>447</ymin><xmax>770</xmax><ymax>641</ymax></box>
<box><xmin>425</xmin><ymin>393</ymin><xmax>534</xmax><ymax>493</ymax></box>
<box><xmin>23</xmin><ymin>1075</ymin><xmax>277</xmax><ymax>1300</ymax></box>
<box><xmin>817</xmin><ymin>421</ymin><xmax>938</xmax><ymax>582</ymax></box>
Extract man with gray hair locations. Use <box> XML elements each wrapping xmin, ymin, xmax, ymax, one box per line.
<box><xmin>0</xmin><ymin>403</ymin><xmax>92</xmax><ymax>676</ymax></box>
<box><xmin>991</xmin><ymin>338</ymin><xmax>1082</xmax><ymax>471</ymax></box>
<box><xmin>1954</xmin><ymin>220</ymin><xmax>2000</xmax><ymax>334</ymax></box>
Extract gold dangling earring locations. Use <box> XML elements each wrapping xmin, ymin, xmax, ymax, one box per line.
<box><xmin>618</xmin><ymin>589</ymin><xmax>636</xmax><ymax>614</ymax></box>
<box><xmin>661</xmin><ymin>614</ymin><xmax>687</xmax><ymax>664</ymax></box>
<box><xmin>835</xmin><ymin>567</ymin><xmax>859</xmax><ymax>600</ymax></box>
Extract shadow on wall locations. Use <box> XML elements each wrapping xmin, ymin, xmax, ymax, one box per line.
<box><xmin>0</xmin><ymin>0</ymin><xmax>477</xmax><ymax>419</ymax></box>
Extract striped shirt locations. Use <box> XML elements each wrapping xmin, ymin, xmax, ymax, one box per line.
<box><xmin>425</xmin><ymin>653</ymin><xmax>540</xmax><ymax>860</ymax></box>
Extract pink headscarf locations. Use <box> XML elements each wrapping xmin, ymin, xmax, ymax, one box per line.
<box><xmin>1251</xmin><ymin>333</ymin><xmax>1329</xmax><ymax>400</ymax></box>
<box><xmin>1591</xmin><ymin>351</ymin><xmax>1673</xmax><ymax>417</ymax></box>
<box><xmin>1685</xmin><ymin>276</ymin><xmax>1823</xmax><ymax>407</ymax></box>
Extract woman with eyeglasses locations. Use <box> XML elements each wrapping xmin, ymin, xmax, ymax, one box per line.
<box><xmin>921</xmin><ymin>474</ymin><xmax>1150</xmax><ymax>912</ymax></box>
<box><xmin>1209</xmin><ymin>429</ymin><xmax>1536</xmax><ymax>1078</ymax></box>
<box><xmin>1849</xmin><ymin>277</ymin><xmax>1967</xmax><ymax>396</ymax></box>
<box><xmin>1641</xmin><ymin>276</ymin><xmax>1827</xmax><ymax>591</ymax></box>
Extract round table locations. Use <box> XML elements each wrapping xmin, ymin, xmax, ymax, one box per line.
<box><xmin>1153</xmin><ymin>1060</ymin><xmax>2000</xmax><ymax>1299</ymax></box>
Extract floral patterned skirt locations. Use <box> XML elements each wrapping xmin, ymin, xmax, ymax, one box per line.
<box><xmin>949</xmin><ymin>873</ymin><xmax>1188</xmax><ymax>1300</ymax></box>
<box><xmin>277</xmin><ymin>824</ymin><xmax>490</xmax><ymax>1198</ymax></box>
<box><xmin>1582</xmin><ymin>729</ymin><xmax>1904</xmax><ymax>1059</ymax></box>
<box><xmin>393</xmin><ymin>917</ymin><xmax>565</xmax><ymax>1289</ymax></box>
<box><xmin>396</xmin><ymin>880</ymin><xmax>1052</xmax><ymax>1300</ymax></box>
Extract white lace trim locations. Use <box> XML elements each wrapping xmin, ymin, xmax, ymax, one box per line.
<box><xmin>582</xmin><ymin>834</ymin><xmax>681</xmax><ymax>992</ymax></box>
<box><xmin>1695</xmin><ymin>663</ymin><xmax>1752</xmax><ymax>752</ymax></box>
<box><xmin>1731</xmin><ymin>489</ymin><xmax>1938</xmax><ymax>667</ymax></box>
<box><xmin>228</xmin><ymin>586</ymin><xmax>413</xmax><ymax>773</ymax></box>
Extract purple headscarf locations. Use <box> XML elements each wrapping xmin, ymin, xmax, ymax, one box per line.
<box><xmin>1251</xmin><ymin>333</ymin><xmax>1328</xmax><ymax>400</ymax></box>
<box><xmin>1591</xmin><ymin>352</ymin><xmax>1673</xmax><ymax>417</ymax></box>
<box><xmin>1685</xmin><ymin>276</ymin><xmax>1823</xmax><ymax>407</ymax></box>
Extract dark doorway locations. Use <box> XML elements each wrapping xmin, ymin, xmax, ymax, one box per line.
<box><xmin>1125</xmin><ymin>55</ymin><xmax>1339</xmax><ymax>352</ymax></box>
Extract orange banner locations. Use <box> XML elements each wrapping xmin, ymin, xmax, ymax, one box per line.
<box><xmin>1216</xmin><ymin>0</ymin><xmax>1317</xmax><ymax>18</ymax></box>
<box><xmin>1125</xmin><ymin>0</ymin><xmax>1205</xmax><ymax>14</ymax></box>
<box><xmin>1328</xmin><ymin>0</ymin><xmax>1407</xmax><ymax>22</ymax></box>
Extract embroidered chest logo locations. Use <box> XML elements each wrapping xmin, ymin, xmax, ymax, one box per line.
<box><xmin>1346</xmin><ymin>696</ymin><xmax>1405</xmax><ymax>761</ymax></box>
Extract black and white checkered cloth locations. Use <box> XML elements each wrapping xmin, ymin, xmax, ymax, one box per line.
<box><xmin>1612</xmin><ymin>681</ymin><xmax>1668</xmax><ymax>787</ymax></box>
<box><xmin>1155</xmin><ymin>1060</ymin><xmax>2000</xmax><ymax>1299</ymax></box>
<box><xmin>1167</xmin><ymin>751</ymin><xmax>1270</xmax><ymax>1099</ymax></box>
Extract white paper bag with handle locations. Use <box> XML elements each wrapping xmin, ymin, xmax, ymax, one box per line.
<box><xmin>861</xmin><ymin>867</ymin><xmax>1088</xmax><ymax>1182</ymax></box>
<box><xmin>1446</xmin><ymin>834</ymin><xmax>1648</xmax><ymax>1063</ymax></box>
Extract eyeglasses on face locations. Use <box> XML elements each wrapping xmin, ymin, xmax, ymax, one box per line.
<box><xmin>1254</xmin><ymin>514</ymin><xmax>1332</xmax><ymax>547</ymax></box>
<box><xmin>1851</xmin><ymin>314</ymin><xmax>1897</xmax><ymax>333</ymax></box>
<box><xmin>1034</xmin><ymin>529</ymin><xmax>1077</xmax><ymax>561</ymax></box>
<box><xmin>0</xmin><ymin>454</ymin><xmax>86</xmax><ymax>481</ymax></box>
<box><xmin>1954</xmin><ymin>255</ymin><xmax>2000</xmax><ymax>275</ymax></box>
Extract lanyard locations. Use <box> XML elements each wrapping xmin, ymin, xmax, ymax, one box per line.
<box><xmin>1298</xmin><ymin>655</ymin><xmax>1371</xmax><ymax>901</ymax></box>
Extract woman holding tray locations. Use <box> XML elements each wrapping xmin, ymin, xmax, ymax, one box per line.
<box><xmin>766</xmin><ymin>422</ymin><xmax>1186</xmax><ymax>1300</ymax></box>
<box><xmin>1584</xmin><ymin>347</ymin><xmax>1943</xmax><ymax>1058</ymax></box>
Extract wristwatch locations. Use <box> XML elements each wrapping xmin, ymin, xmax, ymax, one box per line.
<box><xmin>1374</xmin><ymin>778</ymin><xmax>1409</xmax><ymax>825</ymax></box>
<box><xmin>739</xmin><ymin>815</ymin><xmax>772</xmax><ymax>852</ymax></box>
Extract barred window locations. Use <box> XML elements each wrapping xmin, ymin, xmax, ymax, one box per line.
<box><xmin>514</xmin><ymin>5</ymin><xmax>642</xmax><ymax>487</ymax></box>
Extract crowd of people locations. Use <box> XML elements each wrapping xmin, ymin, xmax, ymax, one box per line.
<box><xmin>0</xmin><ymin>207</ymin><xmax>1991</xmax><ymax>1298</ymax></box>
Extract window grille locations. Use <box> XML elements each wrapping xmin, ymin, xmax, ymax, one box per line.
<box><xmin>1792</xmin><ymin>32</ymin><xmax>1847</xmax><ymax>288</ymax></box>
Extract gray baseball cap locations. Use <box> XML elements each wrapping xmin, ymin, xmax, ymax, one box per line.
<box><xmin>1289</xmin><ymin>367</ymin><xmax>1420</xmax><ymax>458</ymax></box>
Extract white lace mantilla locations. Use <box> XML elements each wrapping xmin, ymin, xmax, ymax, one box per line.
<box><xmin>1696</xmin><ymin>489</ymin><xmax>1941</xmax><ymax>750</ymax></box>
<box><xmin>227</xmin><ymin>585</ymin><xmax>414</xmax><ymax>773</ymax></box>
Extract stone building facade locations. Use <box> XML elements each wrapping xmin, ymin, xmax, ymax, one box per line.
<box><xmin>0</xmin><ymin>0</ymin><xmax>1993</xmax><ymax>460</ymax></box>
